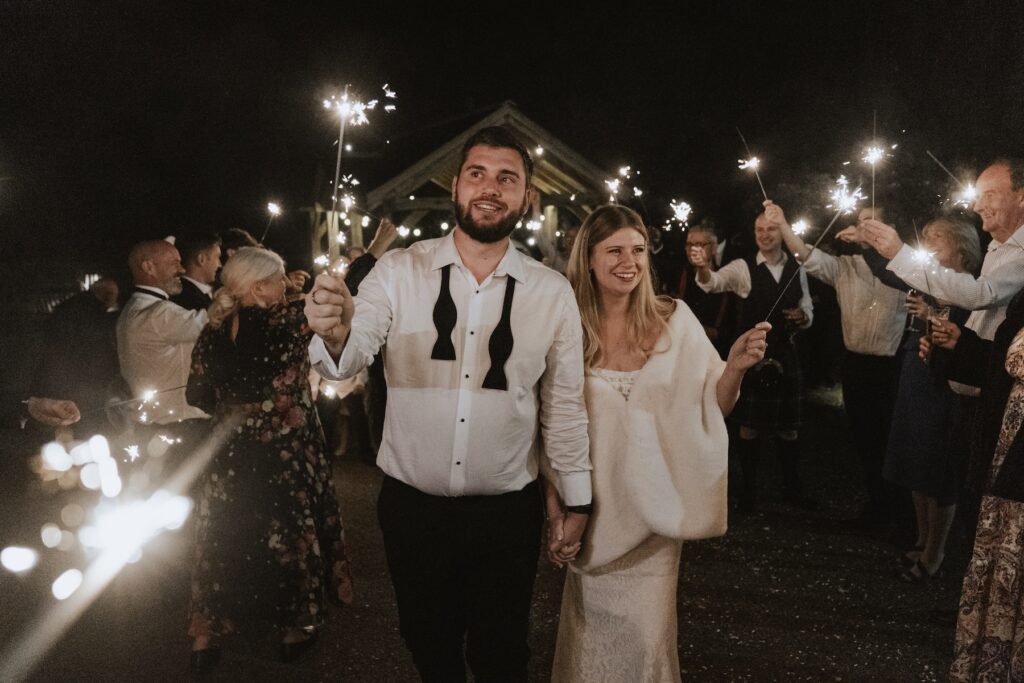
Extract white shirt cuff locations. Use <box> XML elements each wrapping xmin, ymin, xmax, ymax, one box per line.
<box><xmin>558</xmin><ymin>470</ymin><xmax>593</xmax><ymax>507</ymax></box>
<box><xmin>309</xmin><ymin>335</ymin><xmax>343</xmax><ymax>379</ymax></box>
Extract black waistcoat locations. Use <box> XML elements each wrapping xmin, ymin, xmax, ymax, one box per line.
<box><xmin>737</xmin><ymin>254</ymin><xmax>802</xmax><ymax>349</ymax></box>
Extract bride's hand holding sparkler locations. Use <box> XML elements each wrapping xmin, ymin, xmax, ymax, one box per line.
<box><xmin>861</xmin><ymin>219</ymin><xmax>904</xmax><ymax>259</ymax></box>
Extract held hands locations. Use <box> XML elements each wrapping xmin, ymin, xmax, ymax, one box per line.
<box><xmin>726</xmin><ymin>322</ymin><xmax>771</xmax><ymax>372</ymax></box>
<box><xmin>860</xmin><ymin>219</ymin><xmax>904</xmax><ymax>259</ymax></box>
<box><xmin>305</xmin><ymin>273</ymin><xmax>354</xmax><ymax>355</ymax></box>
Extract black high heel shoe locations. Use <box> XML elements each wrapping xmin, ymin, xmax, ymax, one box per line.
<box><xmin>189</xmin><ymin>647</ymin><xmax>221</xmax><ymax>676</ymax></box>
<box><xmin>280</xmin><ymin>628</ymin><xmax>319</xmax><ymax>662</ymax></box>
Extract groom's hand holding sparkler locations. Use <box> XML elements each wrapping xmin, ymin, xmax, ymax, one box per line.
<box><xmin>306</xmin><ymin>273</ymin><xmax>354</xmax><ymax>358</ymax></box>
<box><xmin>687</xmin><ymin>240</ymin><xmax>712</xmax><ymax>282</ymax></box>
<box><xmin>861</xmin><ymin>219</ymin><xmax>904</xmax><ymax>259</ymax></box>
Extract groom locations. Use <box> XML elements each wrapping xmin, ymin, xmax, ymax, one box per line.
<box><xmin>306</xmin><ymin>126</ymin><xmax>593</xmax><ymax>681</ymax></box>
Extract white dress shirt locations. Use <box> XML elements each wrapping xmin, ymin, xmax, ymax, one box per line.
<box><xmin>309</xmin><ymin>233</ymin><xmax>593</xmax><ymax>505</ymax></box>
<box><xmin>887</xmin><ymin>225</ymin><xmax>1024</xmax><ymax>396</ymax></box>
<box><xmin>117</xmin><ymin>287</ymin><xmax>209</xmax><ymax>424</ymax></box>
<box><xmin>696</xmin><ymin>251</ymin><xmax>814</xmax><ymax>328</ymax></box>
<box><xmin>803</xmin><ymin>250</ymin><xmax>906</xmax><ymax>355</ymax></box>
<box><xmin>887</xmin><ymin>225</ymin><xmax>1024</xmax><ymax>341</ymax></box>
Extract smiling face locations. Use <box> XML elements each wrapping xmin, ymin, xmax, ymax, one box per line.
<box><xmin>923</xmin><ymin>223</ymin><xmax>963</xmax><ymax>272</ymax></box>
<box><xmin>754</xmin><ymin>213</ymin><xmax>782</xmax><ymax>253</ymax></box>
<box><xmin>451</xmin><ymin>144</ymin><xmax>530</xmax><ymax>244</ymax></box>
<box><xmin>973</xmin><ymin>163</ymin><xmax>1024</xmax><ymax>241</ymax></box>
<box><xmin>590</xmin><ymin>227</ymin><xmax>648</xmax><ymax>299</ymax></box>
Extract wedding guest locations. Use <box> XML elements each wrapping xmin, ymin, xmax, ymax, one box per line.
<box><xmin>116</xmin><ymin>240</ymin><xmax>208</xmax><ymax>436</ymax></box>
<box><xmin>548</xmin><ymin>204</ymin><xmax>768</xmax><ymax>682</ymax></box>
<box><xmin>679</xmin><ymin>219</ymin><xmax>736</xmax><ymax>357</ymax></box>
<box><xmin>185</xmin><ymin>247</ymin><xmax>353</xmax><ymax>673</ymax></box>
<box><xmin>881</xmin><ymin>217</ymin><xmax>980</xmax><ymax>581</ymax></box>
<box><xmin>774</xmin><ymin>204</ymin><xmax>906</xmax><ymax>525</ymax></box>
<box><xmin>171</xmin><ymin>233</ymin><xmax>221</xmax><ymax>312</ymax></box>
<box><xmin>690</xmin><ymin>202</ymin><xmax>815</xmax><ymax>512</ymax></box>
<box><xmin>31</xmin><ymin>277</ymin><xmax>119</xmax><ymax>436</ymax></box>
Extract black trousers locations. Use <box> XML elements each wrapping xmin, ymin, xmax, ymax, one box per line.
<box><xmin>377</xmin><ymin>475</ymin><xmax>543</xmax><ymax>683</ymax></box>
<box><xmin>840</xmin><ymin>351</ymin><xmax>899</xmax><ymax>514</ymax></box>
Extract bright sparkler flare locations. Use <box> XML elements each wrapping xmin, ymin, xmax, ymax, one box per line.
<box><xmin>633</xmin><ymin>187</ymin><xmax>643</xmax><ymax>198</ymax></box>
<box><xmin>738</xmin><ymin>157</ymin><xmax>760</xmax><ymax>171</ymax></box>
<box><xmin>618</xmin><ymin>166</ymin><xmax>632</xmax><ymax>178</ymax></box>
<box><xmin>605</xmin><ymin>178</ymin><xmax>622</xmax><ymax>196</ymax></box>
<box><xmin>827</xmin><ymin>175</ymin><xmax>866</xmax><ymax>214</ymax></box>
<box><xmin>267</xmin><ymin>202</ymin><xmax>282</xmax><ymax>216</ymax></box>
<box><xmin>792</xmin><ymin>220</ymin><xmax>810</xmax><ymax>237</ymax></box>
<box><xmin>862</xmin><ymin>146</ymin><xmax>884</xmax><ymax>166</ymax></box>
<box><xmin>670</xmin><ymin>200</ymin><xmax>693</xmax><ymax>225</ymax></box>
<box><xmin>123</xmin><ymin>445</ymin><xmax>140</xmax><ymax>462</ymax></box>
<box><xmin>1</xmin><ymin>546</ymin><xmax>39</xmax><ymax>574</ymax></box>
<box><xmin>141</xmin><ymin>389</ymin><xmax>157</xmax><ymax>403</ymax></box>
<box><xmin>314</xmin><ymin>254</ymin><xmax>330</xmax><ymax>268</ymax></box>
<box><xmin>912</xmin><ymin>247</ymin><xmax>938</xmax><ymax>268</ymax></box>
<box><xmin>955</xmin><ymin>184</ymin><xmax>977</xmax><ymax>208</ymax></box>
<box><xmin>397</xmin><ymin>225</ymin><xmax>410</xmax><ymax>238</ymax></box>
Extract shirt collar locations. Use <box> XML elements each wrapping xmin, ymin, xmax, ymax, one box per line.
<box><xmin>134</xmin><ymin>285</ymin><xmax>169</xmax><ymax>299</ymax></box>
<box><xmin>756</xmin><ymin>250</ymin><xmax>788</xmax><ymax>267</ymax></box>
<box><xmin>991</xmin><ymin>224</ymin><xmax>1024</xmax><ymax>252</ymax></box>
<box><xmin>182</xmin><ymin>276</ymin><xmax>213</xmax><ymax>295</ymax></box>
<box><xmin>430</xmin><ymin>231</ymin><xmax>529</xmax><ymax>283</ymax></box>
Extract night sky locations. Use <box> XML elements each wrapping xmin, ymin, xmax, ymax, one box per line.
<box><xmin>1</xmin><ymin>1</ymin><xmax>1022</xmax><ymax>275</ymax></box>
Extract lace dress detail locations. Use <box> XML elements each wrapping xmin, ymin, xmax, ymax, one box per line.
<box><xmin>591</xmin><ymin>367</ymin><xmax>640</xmax><ymax>400</ymax></box>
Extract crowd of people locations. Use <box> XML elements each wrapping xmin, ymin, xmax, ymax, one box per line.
<box><xmin>11</xmin><ymin>125</ymin><xmax>1024</xmax><ymax>681</ymax></box>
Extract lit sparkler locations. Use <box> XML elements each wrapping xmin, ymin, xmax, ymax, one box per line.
<box><xmin>765</xmin><ymin>175</ymin><xmax>864</xmax><ymax>321</ymax></box>
<box><xmin>323</xmin><ymin>84</ymin><xmax>397</xmax><ymax>244</ymax></box>
<box><xmin>259</xmin><ymin>202</ymin><xmax>282</xmax><ymax>242</ymax></box>
<box><xmin>862</xmin><ymin>144</ymin><xmax>886</xmax><ymax>211</ymax></box>
<box><xmin>791</xmin><ymin>220</ymin><xmax>810</xmax><ymax>237</ymax></box>
<box><xmin>736</xmin><ymin>127</ymin><xmax>769</xmax><ymax>200</ymax></box>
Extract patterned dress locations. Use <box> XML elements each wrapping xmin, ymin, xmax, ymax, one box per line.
<box><xmin>186</xmin><ymin>300</ymin><xmax>353</xmax><ymax>638</ymax></box>
<box><xmin>951</xmin><ymin>328</ymin><xmax>1024</xmax><ymax>681</ymax></box>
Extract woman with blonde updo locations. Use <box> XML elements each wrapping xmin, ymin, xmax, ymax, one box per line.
<box><xmin>185</xmin><ymin>247</ymin><xmax>353</xmax><ymax>673</ymax></box>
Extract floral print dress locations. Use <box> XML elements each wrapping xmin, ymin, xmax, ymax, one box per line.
<box><xmin>951</xmin><ymin>327</ymin><xmax>1024</xmax><ymax>681</ymax></box>
<box><xmin>186</xmin><ymin>300</ymin><xmax>353</xmax><ymax>638</ymax></box>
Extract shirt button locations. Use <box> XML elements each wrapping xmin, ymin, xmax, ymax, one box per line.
<box><xmin>460</xmin><ymin>418</ymin><xmax>465</xmax><ymax>423</ymax></box>
<box><xmin>464</xmin><ymin>374</ymin><xmax>469</xmax><ymax>379</ymax></box>
<box><xmin>475</xmin><ymin>290</ymin><xmax>479</xmax><ymax>294</ymax></box>
<box><xmin>470</xmin><ymin>331</ymin><xmax>475</xmax><ymax>335</ymax></box>
<box><xmin>456</xmin><ymin>461</ymin><xmax>461</xmax><ymax>465</ymax></box>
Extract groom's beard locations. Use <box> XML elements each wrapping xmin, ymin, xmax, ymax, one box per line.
<box><xmin>453</xmin><ymin>192</ymin><xmax>527</xmax><ymax>244</ymax></box>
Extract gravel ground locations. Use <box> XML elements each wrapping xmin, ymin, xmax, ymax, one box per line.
<box><xmin>1</xmin><ymin>389</ymin><xmax>967</xmax><ymax>681</ymax></box>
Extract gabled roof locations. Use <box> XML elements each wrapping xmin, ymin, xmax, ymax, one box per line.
<box><xmin>366</xmin><ymin>101</ymin><xmax>607</xmax><ymax>214</ymax></box>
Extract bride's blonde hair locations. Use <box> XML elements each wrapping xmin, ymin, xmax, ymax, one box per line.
<box><xmin>207</xmin><ymin>246</ymin><xmax>285</xmax><ymax>328</ymax></box>
<box><xmin>566</xmin><ymin>205</ymin><xmax>675</xmax><ymax>368</ymax></box>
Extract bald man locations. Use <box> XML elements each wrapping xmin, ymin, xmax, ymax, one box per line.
<box><xmin>117</xmin><ymin>240</ymin><xmax>209</xmax><ymax>427</ymax></box>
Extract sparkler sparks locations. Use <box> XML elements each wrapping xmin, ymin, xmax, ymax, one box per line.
<box><xmin>912</xmin><ymin>247</ymin><xmax>938</xmax><ymax>269</ymax></box>
<box><xmin>1</xmin><ymin>546</ymin><xmax>38</xmax><ymax>573</ymax></box>
<box><xmin>267</xmin><ymin>202</ymin><xmax>281</xmax><ymax>217</ymax></box>
<box><xmin>738</xmin><ymin>157</ymin><xmax>760</xmax><ymax>171</ymax></box>
<box><xmin>791</xmin><ymin>220</ymin><xmax>810</xmax><ymax>237</ymax></box>
<box><xmin>826</xmin><ymin>176</ymin><xmax>866</xmax><ymax>214</ymax></box>
<box><xmin>861</xmin><ymin>146</ymin><xmax>884</xmax><ymax>166</ymax></box>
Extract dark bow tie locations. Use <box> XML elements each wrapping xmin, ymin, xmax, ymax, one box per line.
<box><xmin>133</xmin><ymin>287</ymin><xmax>168</xmax><ymax>301</ymax></box>
<box><xmin>430</xmin><ymin>264</ymin><xmax>516</xmax><ymax>391</ymax></box>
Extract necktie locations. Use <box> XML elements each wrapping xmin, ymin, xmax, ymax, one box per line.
<box><xmin>430</xmin><ymin>264</ymin><xmax>516</xmax><ymax>391</ymax></box>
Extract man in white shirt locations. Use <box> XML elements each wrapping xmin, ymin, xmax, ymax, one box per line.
<box><xmin>865</xmin><ymin>160</ymin><xmax>1024</xmax><ymax>367</ymax></box>
<box><xmin>772</xmin><ymin>203</ymin><xmax>907</xmax><ymax>524</ymax></box>
<box><xmin>690</xmin><ymin>204</ymin><xmax>815</xmax><ymax>512</ymax></box>
<box><xmin>117</xmin><ymin>239</ymin><xmax>209</xmax><ymax>429</ymax></box>
<box><xmin>305</xmin><ymin>126</ymin><xmax>592</xmax><ymax>681</ymax></box>
<box><xmin>171</xmin><ymin>233</ymin><xmax>221</xmax><ymax>312</ymax></box>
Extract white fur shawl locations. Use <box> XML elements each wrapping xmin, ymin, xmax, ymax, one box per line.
<box><xmin>574</xmin><ymin>301</ymin><xmax>729</xmax><ymax>572</ymax></box>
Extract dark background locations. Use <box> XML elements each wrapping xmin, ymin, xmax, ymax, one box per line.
<box><xmin>1</xmin><ymin>0</ymin><xmax>1022</xmax><ymax>275</ymax></box>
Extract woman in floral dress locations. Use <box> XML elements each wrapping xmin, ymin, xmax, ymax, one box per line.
<box><xmin>948</xmin><ymin>288</ymin><xmax>1024</xmax><ymax>681</ymax></box>
<box><xmin>185</xmin><ymin>247</ymin><xmax>353</xmax><ymax>671</ymax></box>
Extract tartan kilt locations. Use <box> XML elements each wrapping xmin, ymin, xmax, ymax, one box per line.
<box><xmin>731</xmin><ymin>342</ymin><xmax>802</xmax><ymax>431</ymax></box>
